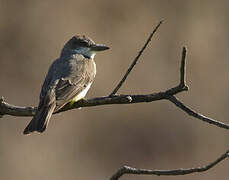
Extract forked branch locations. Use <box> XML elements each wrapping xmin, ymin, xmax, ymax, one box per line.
<box><xmin>0</xmin><ymin>21</ymin><xmax>229</xmax><ymax>179</ymax></box>
<box><xmin>0</xmin><ymin>45</ymin><xmax>228</xmax><ymax>129</ymax></box>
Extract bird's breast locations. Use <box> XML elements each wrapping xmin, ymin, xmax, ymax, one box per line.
<box><xmin>86</xmin><ymin>59</ymin><xmax>96</xmax><ymax>77</ymax></box>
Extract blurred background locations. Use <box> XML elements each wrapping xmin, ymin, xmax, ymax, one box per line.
<box><xmin>1</xmin><ymin>0</ymin><xmax>229</xmax><ymax>179</ymax></box>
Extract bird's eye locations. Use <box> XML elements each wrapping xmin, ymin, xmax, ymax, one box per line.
<box><xmin>79</xmin><ymin>41</ymin><xmax>88</xmax><ymax>46</ymax></box>
<box><xmin>74</xmin><ymin>40</ymin><xmax>88</xmax><ymax>47</ymax></box>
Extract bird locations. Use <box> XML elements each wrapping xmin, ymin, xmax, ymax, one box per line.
<box><xmin>23</xmin><ymin>35</ymin><xmax>109</xmax><ymax>135</ymax></box>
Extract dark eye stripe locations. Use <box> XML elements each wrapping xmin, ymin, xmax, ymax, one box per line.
<box><xmin>78</xmin><ymin>41</ymin><xmax>90</xmax><ymax>47</ymax></box>
<box><xmin>71</xmin><ymin>35</ymin><xmax>95</xmax><ymax>48</ymax></box>
<box><xmin>82</xmin><ymin>54</ymin><xmax>91</xmax><ymax>59</ymax></box>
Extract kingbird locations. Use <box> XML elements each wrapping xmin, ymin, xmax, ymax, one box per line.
<box><xmin>23</xmin><ymin>35</ymin><xmax>109</xmax><ymax>134</ymax></box>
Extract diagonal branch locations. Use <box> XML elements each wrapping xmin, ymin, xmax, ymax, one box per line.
<box><xmin>1</xmin><ymin>21</ymin><xmax>229</xmax><ymax>179</ymax></box>
<box><xmin>109</xmin><ymin>20</ymin><xmax>163</xmax><ymax>96</ymax></box>
<box><xmin>110</xmin><ymin>150</ymin><xmax>229</xmax><ymax>180</ymax></box>
<box><xmin>1</xmin><ymin>45</ymin><xmax>229</xmax><ymax>130</ymax></box>
<box><xmin>167</xmin><ymin>95</ymin><xmax>229</xmax><ymax>129</ymax></box>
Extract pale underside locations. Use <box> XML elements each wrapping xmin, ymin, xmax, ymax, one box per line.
<box><xmin>71</xmin><ymin>82</ymin><xmax>92</xmax><ymax>102</ymax></box>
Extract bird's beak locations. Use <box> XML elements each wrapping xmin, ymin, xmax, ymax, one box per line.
<box><xmin>91</xmin><ymin>44</ymin><xmax>110</xmax><ymax>51</ymax></box>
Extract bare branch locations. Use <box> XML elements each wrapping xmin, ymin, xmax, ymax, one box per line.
<box><xmin>0</xmin><ymin>82</ymin><xmax>186</xmax><ymax>116</ymax></box>
<box><xmin>110</xmin><ymin>150</ymin><xmax>229</xmax><ymax>180</ymax></box>
<box><xmin>1</xmin><ymin>46</ymin><xmax>229</xmax><ymax>130</ymax></box>
<box><xmin>0</xmin><ymin>46</ymin><xmax>189</xmax><ymax>117</ymax></box>
<box><xmin>180</xmin><ymin>47</ymin><xmax>187</xmax><ymax>87</ymax></box>
<box><xmin>109</xmin><ymin>20</ymin><xmax>163</xmax><ymax>96</ymax></box>
<box><xmin>0</xmin><ymin>96</ymin><xmax>36</xmax><ymax>117</ymax></box>
<box><xmin>1</xmin><ymin>22</ymin><xmax>229</xmax><ymax>179</ymax></box>
<box><xmin>167</xmin><ymin>95</ymin><xmax>229</xmax><ymax>129</ymax></box>
<box><xmin>162</xmin><ymin>46</ymin><xmax>229</xmax><ymax>129</ymax></box>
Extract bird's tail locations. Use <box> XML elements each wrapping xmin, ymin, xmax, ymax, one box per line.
<box><xmin>23</xmin><ymin>103</ymin><xmax>56</xmax><ymax>135</ymax></box>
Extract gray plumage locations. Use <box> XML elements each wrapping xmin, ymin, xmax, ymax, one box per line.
<box><xmin>23</xmin><ymin>35</ymin><xmax>109</xmax><ymax>134</ymax></box>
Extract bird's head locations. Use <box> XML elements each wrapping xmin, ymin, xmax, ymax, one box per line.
<box><xmin>61</xmin><ymin>35</ymin><xmax>109</xmax><ymax>59</ymax></box>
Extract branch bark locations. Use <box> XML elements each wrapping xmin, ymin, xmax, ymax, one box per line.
<box><xmin>110</xmin><ymin>150</ymin><xmax>229</xmax><ymax>180</ymax></box>
<box><xmin>109</xmin><ymin>20</ymin><xmax>163</xmax><ymax>96</ymax></box>
<box><xmin>0</xmin><ymin>21</ymin><xmax>229</xmax><ymax>179</ymax></box>
<box><xmin>0</xmin><ymin>46</ymin><xmax>228</xmax><ymax>130</ymax></box>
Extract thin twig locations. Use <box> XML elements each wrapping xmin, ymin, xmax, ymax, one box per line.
<box><xmin>165</xmin><ymin>46</ymin><xmax>188</xmax><ymax>94</ymax></box>
<box><xmin>110</xmin><ymin>150</ymin><xmax>229</xmax><ymax>180</ymax></box>
<box><xmin>109</xmin><ymin>20</ymin><xmax>163</xmax><ymax>96</ymax></box>
<box><xmin>180</xmin><ymin>47</ymin><xmax>187</xmax><ymax>87</ymax></box>
<box><xmin>167</xmin><ymin>95</ymin><xmax>229</xmax><ymax>129</ymax></box>
<box><xmin>1</xmin><ymin>47</ymin><xmax>229</xmax><ymax>130</ymax></box>
<box><xmin>1</xmin><ymin>23</ymin><xmax>229</xmax><ymax>179</ymax></box>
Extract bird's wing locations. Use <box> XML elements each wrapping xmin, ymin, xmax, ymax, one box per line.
<box><xmin>55</xmin><ymin>76</ymin><xmax>90</xmax><ymax>110</ymax></box>
<box><xmin>55</xmin><ymin>57</ymin><xmax>95</xmax><ymax>111</ymax></box>
<box><xmin>39</xmin><ymin>59</ymin><xmax>59</xmax><ymax>101</ymax></box>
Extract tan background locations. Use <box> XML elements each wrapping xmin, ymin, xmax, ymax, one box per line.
<box><xmin>1</xmin><ymin>0</ymin><xmax>229</xmax><ymax>179</ymax></box>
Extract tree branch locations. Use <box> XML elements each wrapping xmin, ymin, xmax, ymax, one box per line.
<box><xmin>1</xmin><ymin>21</ymin><xmax>229</xmax><ymax>179</ymax></box>
<box><xmin>0</xmin><ymin>36</ymin><xmax>229</xmax><ymax>130</ymax></box>
<box><xmin>0</xmin><ymin>46</ymin><xmax>189</xmax><ymax>117</ymax></box>
<box><xmin>167</xmin><ymin>95</ymin><xmax>229</xmax><ymax>129</ymax></box>
<box><xmin>0</xmin><ymin>96</ymin><xmax>36</xmax><ymax>117</ymax></box>
<box><xmin>180</xmin><ymin>46</ymin><xmax>187</xmax><ymax>87</ymax></box>
<box><xmin>110</xmin><ymin>20</ymin><xmax>163</xmax><ymax>96</ymax></box>
<box><xmin>110</xmin><ymin>150</ymin><xmax>229</xmax><ymax>180</ymax></box>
